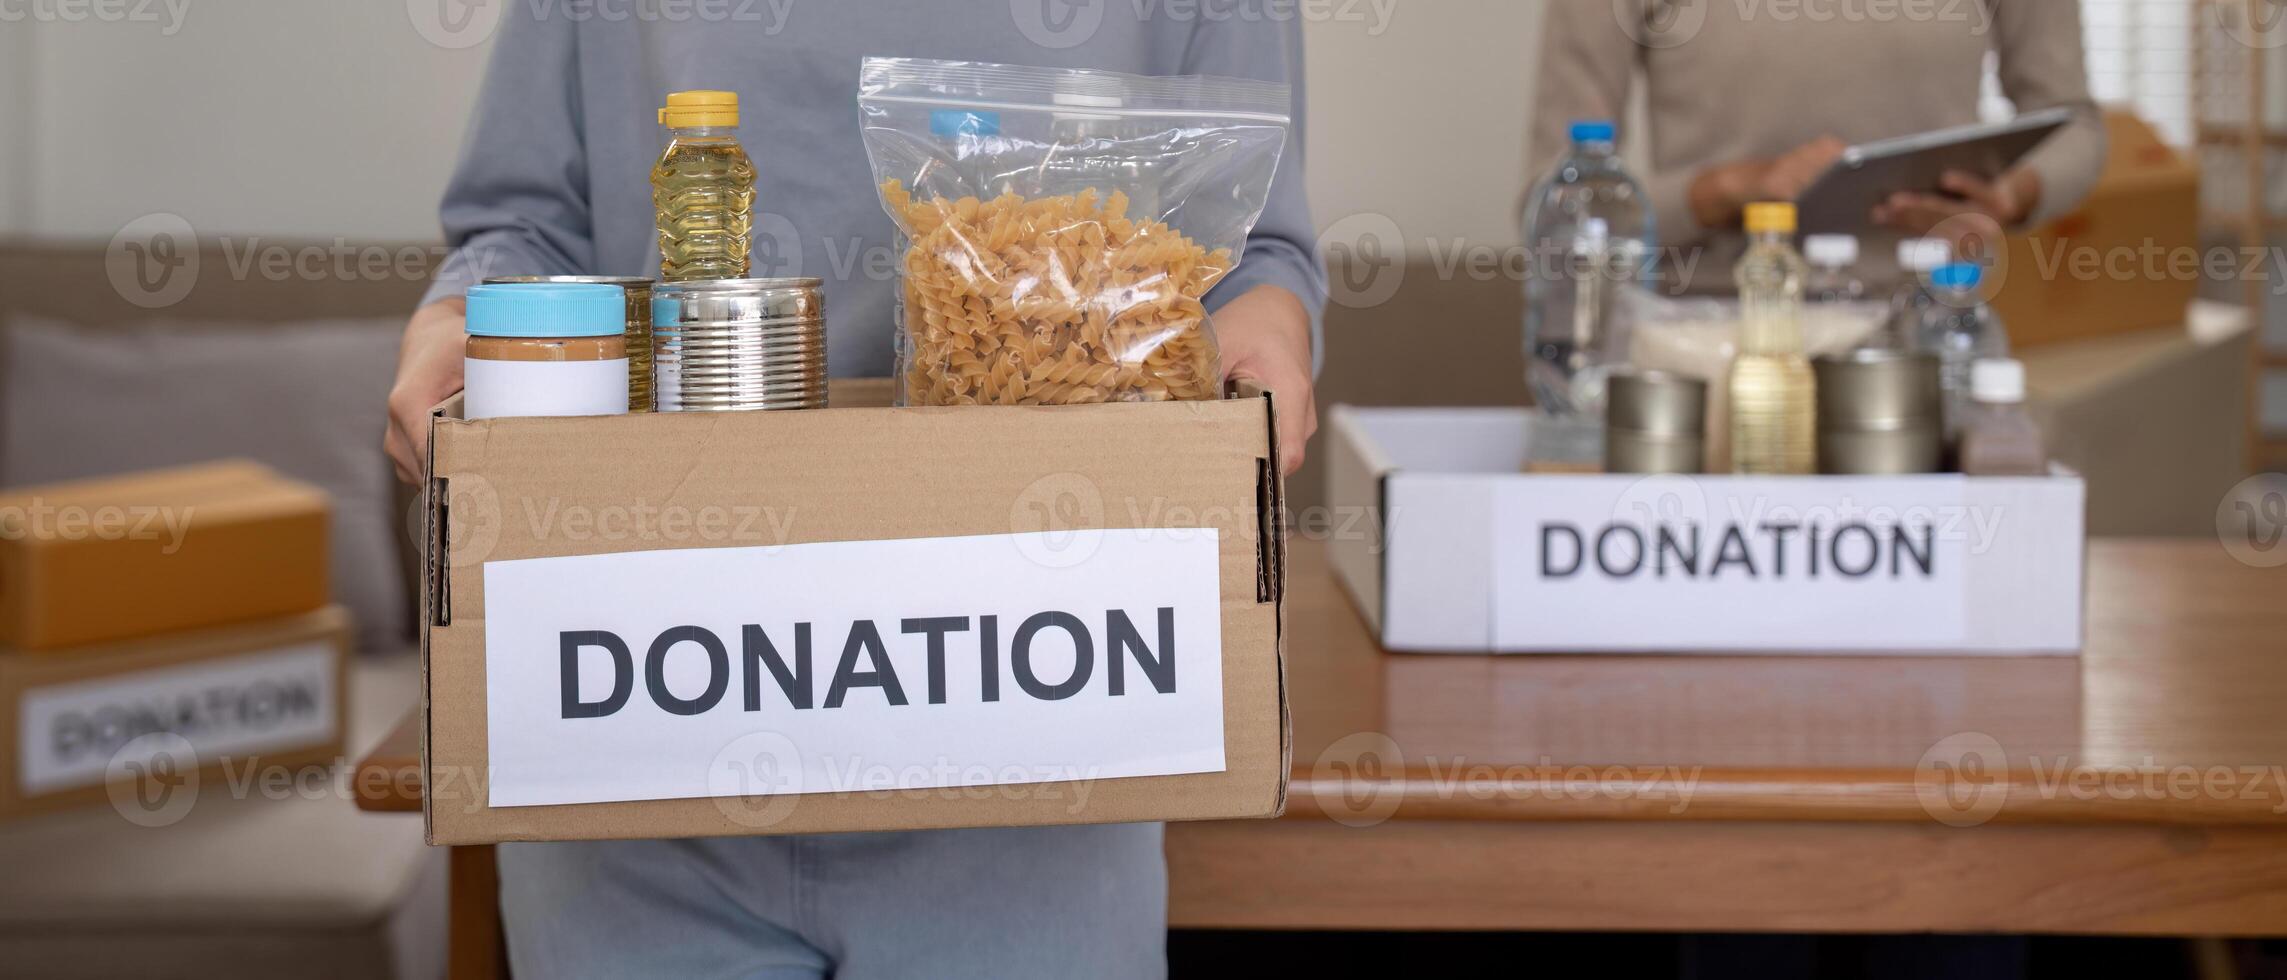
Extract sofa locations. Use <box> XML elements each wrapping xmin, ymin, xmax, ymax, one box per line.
<box><xmin>0</xmin><ymin>240</ymin><xmax>444</xmax><ymax>979</ymax></box>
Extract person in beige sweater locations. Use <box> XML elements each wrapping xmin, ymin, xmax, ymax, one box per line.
<box><xmin>1528</xmin><ymin>0</ymin><xmax>2106</xmax><ymax>292</ymax></box>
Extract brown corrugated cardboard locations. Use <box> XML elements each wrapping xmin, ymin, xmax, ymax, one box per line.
<box><xmin>0</xmin><ymin>460</ymin><xmax>331</xmax><ymax>650</ymax></box>
<box><xmin>1991</xmin><ymin>112</ymin><xmax>2201</xmax><ymax>348</ymax></box>
<box><xmin>422</xmin><ymin>386</ymin><xmax>1288</xmax><ymax>845</ymax></box>
<box><xmin>0</xmin><ymin>605</ymin><xmax>349</xmax><ymax>822</ymax></box>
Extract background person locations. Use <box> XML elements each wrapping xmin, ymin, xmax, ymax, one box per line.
<box><xmin>1528</xmin><ymin>0</ymin><xmax>2107</xmax><ymax>292</ymax></box>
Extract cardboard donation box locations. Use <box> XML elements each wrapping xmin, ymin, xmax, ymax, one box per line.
<box><xmin>421</xmin><ymin>384</ymin><xmax>1288</xmax><ymax>845</ymax></box>
<box><xmin>0</xmin><ymin>606</ymin><xmax>349</xmax><ymax>822</ymax></box>
<box><xmin>1990</xmin><ymin>111</ymin><xmax>2200</xmax><ymax>348</ymax></box>
<box><xmin>1326</xmin><ymin>407</ymin><xmax>2085</xmax><ymax>655</ymax></box>
<box><xmin>0</xmin><ymin>460</ymin><xmax>331</xmax><ymax>650</ymax></box>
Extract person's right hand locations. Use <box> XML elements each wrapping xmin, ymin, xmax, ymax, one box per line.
<box><xmin>384</xmin><ymin>297</ymin><xmax>469</xmax><ymax>485</ymax></box>
<box><xmin>1687</xmin><ymin>135</ymin><xmax>1848</xmax><ymax>229</ymax></box>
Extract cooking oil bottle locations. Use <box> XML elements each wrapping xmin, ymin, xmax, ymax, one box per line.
<box><xmin>652</xmin><ymin>90</ymin><xmax>755</xmax><ymax>282</ymax></box>
<box><xmin>1730</xmin><ymin>202</ymin><xmax>1816</xmax><ymax>475</ymax></box>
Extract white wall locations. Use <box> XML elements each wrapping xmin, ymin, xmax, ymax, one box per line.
<box><xmin>0</xmin><ymin>23</ymin><xmax>32</xmax><ymax>231</ymax></box>
<box><xmin>5</xmin><ymin>1</ymin><xmax>491</xmax><ymax>242</ymax></box>
<box><xmin>1301</xmin><ymin>3</ymin><xmax>1540</xmax><ymax>250</ymax></box>
<box><xmin>0</xmin><ymin>3</ymin><xmax>1538</xmax><ymax>249</ymax></box>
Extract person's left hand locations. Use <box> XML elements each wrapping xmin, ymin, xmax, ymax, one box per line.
<box><xmin>1211</xmin><ymin>284</ymin><xmax>1318</xmax><ymax>476</ymax></box>
<box><xmin>1872</xmin><ymin>168</ymin><xmax>2042</xmax><ymax>248</ymax></box>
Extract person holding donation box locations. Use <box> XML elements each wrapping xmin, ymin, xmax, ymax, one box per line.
<box><xmin>379</xmin><ymin>4</ymin><xmax>1325</xmax><ymax>978</ymax></box>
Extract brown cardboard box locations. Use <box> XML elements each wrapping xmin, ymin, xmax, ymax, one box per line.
<box><xmin>1991</xmin><ymin>112</ymin><xmax>2201</xmax><ymax>348</ymax></box>
<box><xmin>0</xmin><ymin>460</ymin><xmax>331</xmax><ymax>650</ymax></box>
<box><xmin>421</xmin><ymin>382</ymin><xmax>1288</xmax><ymax>845</ymax></box>
<box><xmin>0</xmin><ymin>605</ymin><xmax>349</xmax><ymax>822</ymax></box>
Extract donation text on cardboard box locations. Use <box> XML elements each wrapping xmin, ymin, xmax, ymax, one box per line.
<box><xmin>482</xmin><ymin>530</ymin><xmax>1227</xmax><ymax>808</ymax></box>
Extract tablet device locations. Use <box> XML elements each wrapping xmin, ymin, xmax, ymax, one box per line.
<box><xmin>1795</xmin><ymin>107</ymin><xmax>2074</xmax><ymax>234</ymax></box>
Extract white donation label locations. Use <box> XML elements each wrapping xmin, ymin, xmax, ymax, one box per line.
<box><xmin>1491</xmin><ymin>477</ymin><xmax>1972</xmax><ymax>651</ymax></box>
<box><xmin>482</xmin><ymin>529</ymin><xmax>1226</xmax><ymax>808</ymax></box>
<box><xmin>18</xmin><ymin>643</ymin><xmax>338</xmax><ymax>794</ymax></box>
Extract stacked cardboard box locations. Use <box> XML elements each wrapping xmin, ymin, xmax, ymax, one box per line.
<box><xmin>1991</xmin><ymin>112</ymin><xmax>2202</xmax><ymax>349</ymax></box>
<box><xmin>0</xmin><ymin>461</ymin><xmax>348</xmax><ymax>821</ymax></box>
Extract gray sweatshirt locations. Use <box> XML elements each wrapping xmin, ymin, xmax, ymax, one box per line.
<box><xmin>1529</xmin><ymin>0</ymin><xmax>2106</xmax><ymax>293</ymax></box>
<box><xmin>422</xmin><ymin>1</ymin><xmax>1325</xmax><ymax>378</ymax></box>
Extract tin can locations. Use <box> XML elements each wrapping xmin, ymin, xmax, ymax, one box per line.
<box><xmin>1813</xmin><ymin>349</ymin><xmax>1943</xmax><ymax>475</ymax></box>
<box><xmin>651</xmin><ymin>278</ymin><xmax>827</xmax><ymax>412</ymax></box>
<box><xmin>1605</xmin><ymin>369</ymin><xmax>1707</xmax><ymax>475</ymax></box>
<box><xmin>484</xmin><ymin>275</ymin><xmax>655</xmax><ymax>412</ymax></box>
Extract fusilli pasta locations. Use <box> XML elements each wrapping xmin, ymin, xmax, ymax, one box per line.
<box><xmin>883</xmin><ymin>180</ymin><xmax>1226</xmax><ymax>406</ymax></box>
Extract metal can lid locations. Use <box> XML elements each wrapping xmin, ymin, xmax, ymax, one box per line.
<box><xmin>482</xmin><ymin>275</ymin><xmax>654</xmax><ymax>288</ymax></box>
<box><xmin>653</xmin><ymin>278</ymin><xmax>826</xmax><ymax>325</ymax></box>
<box><xmin>1606</xmin><ymin>369</ymin><xmax>1708</xmax><ymax>437</ymax></box>
<box><xmin>1813</xmin><ymin>348</ymin><xmax>1942</xmax><ymax>427</ymax></box>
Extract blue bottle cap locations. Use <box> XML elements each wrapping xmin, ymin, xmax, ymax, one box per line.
<box><xmin>1930</xmin><ymin>262</ymin><xmax>1984</xmax><ymax>290</ymax></box>
<box><xmin>930</xmin><ymin>109</ymin><xmax>1000</xmax><ymax>138</ymax></box>
<box><xmin>1570</xmin><ymin>120</ymin><xmax>1617</xmax><ymax>143</ymax></box>
<box><xmin>465</xmin><ymin>283</ymin><xmax>627</xmax><ymax>338</ymax></box>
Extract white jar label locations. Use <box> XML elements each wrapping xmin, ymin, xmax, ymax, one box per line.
<box><xmin>465</xmin><ymin>356</ymin><xmax>631</xmax><ymax>420</ymax></box>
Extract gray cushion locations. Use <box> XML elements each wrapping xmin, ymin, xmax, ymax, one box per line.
<box><xmin>0</xmin><ymin>315</ymin><xmax>409</xmax><ymax>651</ymax></box>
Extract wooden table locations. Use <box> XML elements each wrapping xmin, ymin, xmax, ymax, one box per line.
<box><xmin>357</xmin><ymin>536</ymin><xmax>2287</xmax><ymax>944</ymax></box>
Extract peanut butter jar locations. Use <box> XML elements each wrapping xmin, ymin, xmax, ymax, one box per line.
<box><xmin>463</xmin><ymin>283</ymin><xmax>630</xmax><ymax>421</ymax></box>
<box><xmin>484</xmin><ymin>275</ymin><xmax>655</xmax><ymax>411</ymax></box>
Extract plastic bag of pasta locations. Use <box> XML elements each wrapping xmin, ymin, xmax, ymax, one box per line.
<box><xmin>858</xmin><ymin>58</ymin><xmax>1291</xmax><ymax>406</ymax></box>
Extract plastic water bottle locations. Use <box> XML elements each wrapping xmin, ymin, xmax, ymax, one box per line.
<box><xmin>1915</xmin><ymin>262</ymin><xmax>2010</xmax><ymax>441</ymax></box>
<box><xmin>1803</xmin><ymin>235</ymin><xmax>1864</xmax><ymax>303</ymax></box>
<box><xmin>1886</xmin><ymin>238</ymin><xmax>1950</xmax><ymax>349</ymax></box>
<box><xmin>1522</xmin><ymin>120</ymin><xmax>1655</xmax><ymax>421</ymax></box>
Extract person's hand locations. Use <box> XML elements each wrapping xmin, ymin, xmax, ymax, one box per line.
<box><xmin>1687</xmin><ymin>135</ymin><xmax>1849</xmax><ymax>228</ymax></box>
<box><xmin>1212</xmin><ymin>284</ymin><xmax>1318</xmax><ymax>476</ymax></box>
<box><xmin>1872</xmin><ymin>168</ymin><xmax>2041</xmax><ymax>253</ymax></box>
<box><xmin>384</xmin><ymin>297</ymin><xmax>469</xmax><ymax>484</ymax></box>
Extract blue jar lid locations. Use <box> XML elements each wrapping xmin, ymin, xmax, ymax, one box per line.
<box><xmin>466</xmin><ymin>283</ymin><xmax>626</xmax><ymax>338</ymax></box>
<box><xmin>1570</xmin><ymin>120</ymin><xmax>1617</xmax><ymax>143</ymax></box>
<box><xmin>1930</xmin><ymin>262</ymin><xmax>1984</xmax><ymax>290</ymax></box>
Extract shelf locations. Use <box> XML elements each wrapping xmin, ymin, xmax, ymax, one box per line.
<box><xmin>2197</xmin><ymin>124</ymin><xmax>2287</xmax><ymax>149</ymax></box>
<box><xmin>2260</xmin><ymin>439</ymin><xmax>2287</xmax><ymax>474</ymax></box>
<box><xmin>2202</xmin><ymin>210</ymin><xmax>2287</xmax><ymax>234</ymax></box>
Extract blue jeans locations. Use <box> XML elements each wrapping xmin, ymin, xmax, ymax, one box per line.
<box><xmin>497</xmin><ymin>823</ymin><xmax>1167</xmax><ymax>979</ymax></box>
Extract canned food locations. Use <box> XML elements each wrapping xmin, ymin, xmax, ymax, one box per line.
<box><xmin>1605</xmin><ymin>369</ymin><xmax>1707</xmax><ymax>475</ymax></box>
<box><xmin>484</xmin><ymin>275</ymin><xmax>655</xmax><ymax>412</ymax></box>
<box><xmin>1813</xmin><ymin>349</ymin><xmax>1943</xmax><ymax>475</ymax></box>
<box><xmin>1819</xmin><ymin>426</ymin><xmax>1946</xmax><ymax>476</ymax></box>
<box><xmin>651</xmin><ymin>278</ymin><xmax>827</xmax><ymax>412</ymax></box>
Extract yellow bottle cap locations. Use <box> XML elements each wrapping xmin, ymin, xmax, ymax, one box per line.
<box><xmin>1743</xmin><ymin>202</ymin><xmax>1797</xmax><ymax>235</ymax></box>
<box><xmin>659</xmin><ymin>90</ymin><xmax>739</xmax><ymax>128</ymax></box>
